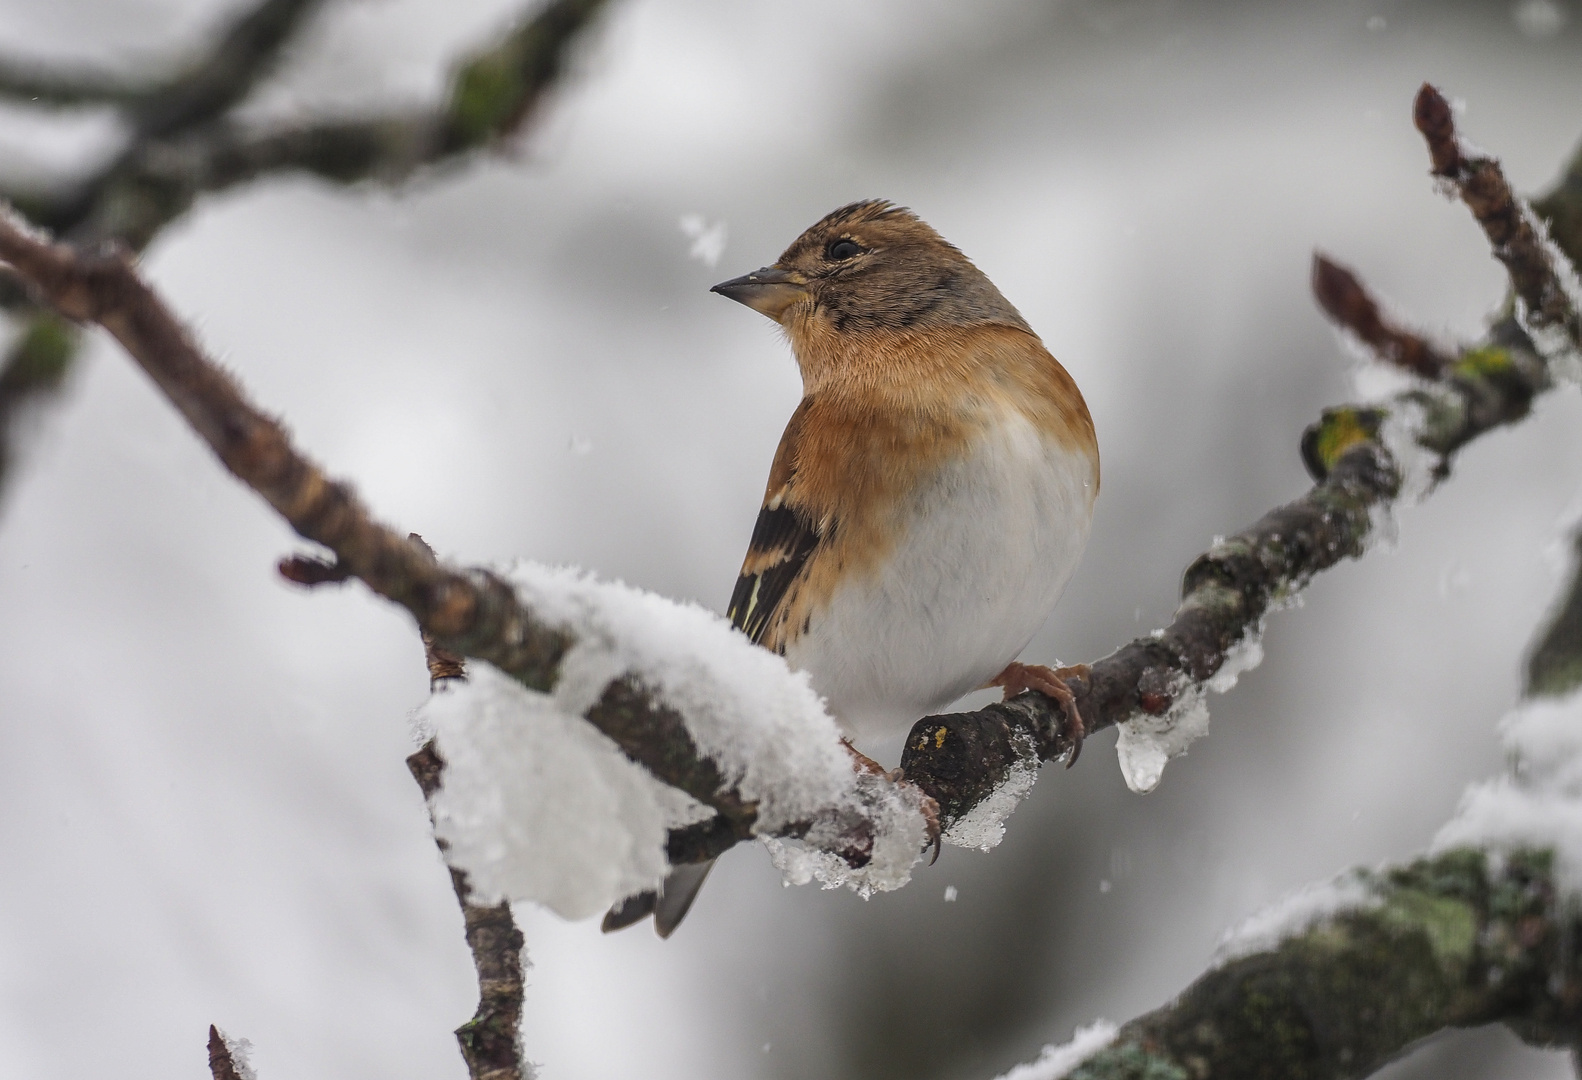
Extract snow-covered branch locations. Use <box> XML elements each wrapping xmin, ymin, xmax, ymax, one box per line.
<box><xmin>1010</xmin><ymin>848</ymin><xmax>1576</xmax><ymax>1080</ymax></box>
<box><xmin>207</xmin><ymin>1025</ymin><xmax>255</xmax><ymax>1080</ymax></box>
<box><xmin>1414</xmin><ymin>83</ymin><xmax>1582</xmax><ymax>372</ymax></box>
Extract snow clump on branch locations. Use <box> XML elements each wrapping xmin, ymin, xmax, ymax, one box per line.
<box><xmin>1435</xmin><ymin>686</ymin><xmax>1582</xmax><ymax>891</ymax></box>
<box><xmin>991</xmin><ymin>1021</ymin><xmax>1119</xmax><ymax>1080</ymax></box>
<box><xmin>420</xmin><ymin>563</ymin><xmax>930</xmax><ymax>918</ymax></box>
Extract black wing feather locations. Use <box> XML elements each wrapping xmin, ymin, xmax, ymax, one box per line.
<box><xmin>727</xmin><ymin>503</ymin><xmax>824</xmax><ymax>647</ymax></box>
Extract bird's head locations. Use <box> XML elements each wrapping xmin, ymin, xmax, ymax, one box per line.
<box><xmin>711</xmin><ymin>200</ymin><xmax>1029</xmax><ymax>341</ymax></box>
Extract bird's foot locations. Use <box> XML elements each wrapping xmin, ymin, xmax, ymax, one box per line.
<box><xmin>840</xmin><ymin>736</ymin><xmax>888</xmax><ymax>777</ymax></box>
<box><xmin>842</xmin><ymin>738</ymin><xmax>943</xmax><ymax>863</ymax></box>
<box><xmin>986</xmin><ymin>661</ymin><xmax>1090</xmax><ymax>767</ymax></box>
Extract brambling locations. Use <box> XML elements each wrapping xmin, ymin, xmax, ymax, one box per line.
<box><xmin>606</xmin><ymin>200</ymin><xmax>1098</xmax><ymax>936</ymax></box>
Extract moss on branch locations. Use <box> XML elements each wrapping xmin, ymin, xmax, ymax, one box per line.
<box><xmin>1068</xmin><ymin>850</ymin><xmax>1579</xmax><ymax>1080</ymax></box>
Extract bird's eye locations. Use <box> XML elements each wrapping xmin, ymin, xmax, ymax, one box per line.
<box><xmin>826</xmin><ymin>238</ymin><xmax>864</xmax><ymax>261</ymax></box>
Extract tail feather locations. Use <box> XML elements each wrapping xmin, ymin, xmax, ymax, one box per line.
<box><xmin>600</xmin><ymin>889</ymin><xmax>657</xmax><ymax>933</ymax></box>
<box><xmin>654</xmin><ymin>860</ymin><xmax>715</xmax><ymax>938</ymax></box>
<box><xmin>600</xmin><ymin>859</ymin><xmax>716</xmax><ymax>937</ymax></box>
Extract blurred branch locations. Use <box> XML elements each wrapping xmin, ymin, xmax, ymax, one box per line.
<box><xmin>0</xmin><ymin>310</ymin><xmax>76</xmax><ymax>498</ymax></box>
<box><xmin>42</xmin><ymin>0</ymin><xmax>613</xmax><ymax>247</ymax></box>
<box><xmin>1528</xmin><ymin>529</ymin><xmax>1582</xmax><ymax>699</ymax></box>
<box><xmin>1040</xmin><ymin>849</ymin><xmax>1579</xmax><ymax>1079</ymax></box>
<box><xmin>0</xmin><ymin>0</ymin><xmax>323</xmax><ymax>117</ymax></box>
<box><xmin>1311</xmin><ymin>253</ymin><xmax>1453</xmax><ymax>377</ymax></box>
<box><xmin>1415</xmin><ymin>83</ymin><xmax>1582</xmax><ymax>356</ymax></box>
<box><xmin>0</xmin><ymin>0</ymin><xmax>611</xmax><ymax>499</ymax></box>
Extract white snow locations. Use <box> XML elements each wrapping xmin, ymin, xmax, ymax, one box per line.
<box><xmin>761</xmin><ymin>768</ymin><xmax>930</xmax><ymax>897</ymax></box>
<box><xmin>1377</xmin><ymin>398</ymin><xmax>1439</xmax><ymax>507</ymax></box>
<box><xmin>1513</xmin><ymin>200</ymin><xmax>1582</xmax><ymax>385</ymax></box>
<box><xmin>678</xmin><ymin>213</ymin><xmax>728</xmax><ymax>268</ymax></box>
<box><xmin>421</xmin><ymin>563</ymin><xmax>929</xmax><ymax>917</ymax></box>
<box><xmin>500</xmin><ymin>562</ymin><xmax>854</xmax><ymax>832</ymax></box>
<box><xmin>1214</xmin><ymin>871</ymin><xmax>1379</xmax><ymax>965</ymax></box>
<box><xmin>992</xmin><ymin>1021</ymin><xmax>1118</xmax><ymax>1080</ymax></box>
<box><xmin>423</xmin><ymin>666</ymin><xmax>713</xmax><ymax>919</ymax></box>
<box><xmin>1207</xmin><ymin>633</ymin><xmax>1266</xmax><ymax>694</ymax></box>
<box><xmin>943</xmin><ymin>739</ymin><xmax>1041</xmax><ymax>851</ymax></box>
<box><xmin>1514</xmin><ymin>0</ymin><xmax>1569</xmax><ymax>38</ymax></box>
<box><xmin>1434</xmin><ymin>687</ymin><xmax>1582</xmax><ymax>892</ymax></box>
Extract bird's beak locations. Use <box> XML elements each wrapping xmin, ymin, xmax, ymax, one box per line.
<box><xmin>710</xmin><ymin>266</ymin><xmax>809</xmax><ymax>322</ymax></box>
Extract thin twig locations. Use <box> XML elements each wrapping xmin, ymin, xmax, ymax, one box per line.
<box><xmin>1311</xmin><ymin>253</ymin><xmax>1453</xmax><ymax>377</ymax></box>
<box><xmin>408</xmin><ymin>739</ymin><xmax>531</xmax><ymax>1080</ymax></box>
<box><xmin>206</xmin><ymin>1025</ymin><xmax>246</xmax><ymax>1080</ymax></box>
<box><xmin>1415</xmin><ymin>82</ymin><xmax>1582</xmax><ymax>358</ymax></box>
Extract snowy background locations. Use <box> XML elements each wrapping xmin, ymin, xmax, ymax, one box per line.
<box><xmin>1</xmin><ymin>1</ymin><xmax>1581</xmax><ymax>1078</ymax></box>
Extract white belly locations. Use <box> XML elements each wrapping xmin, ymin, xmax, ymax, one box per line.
<box><xmin>784</xmin><ymin>412</ymin><xmax>1096</xmax><ymax>738</ymax></box>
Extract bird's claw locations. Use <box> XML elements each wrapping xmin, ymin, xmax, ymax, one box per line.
<box><xmin>987</xmin><ymin>661</ymin><xmax>1089</xmax><ymax>767</ymax></box>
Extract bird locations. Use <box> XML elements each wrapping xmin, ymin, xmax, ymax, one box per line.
<box><xmin>604</xmin><ymin>199</ymin><xmax>1098</xmax><ymax>936</ymax></box>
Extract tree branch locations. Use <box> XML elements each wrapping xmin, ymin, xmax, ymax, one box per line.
<box><xmin>1414</xmin><ymin>83</ymin><xmax>1582</xmax><ymax>358</ymax></box>
<box><xmin>0</xmin><ymin>0</ymin><xmax>323</xmax><ymax>114</ymax></box>
<box><xmin>1311</xmin><ymin>253</ymin><xmax>1453</xmax><ymax>377</ymax></box>
<box><xmin>37</xmin><ymin>0</ymin><xmax>612</xmax><ymax>247</ymax></box>
<box><xmin>206</xmin><ymin>1025</ymin><xmax>249</xmax><ymax>1080</ymax></box>
<box><xmin>403</xmin><ymin>534</ymin><xmax>529</xmax><ymax>1080</ymax></box>
<box><xmin>1045</xmin><ymin>849</ymin><xmax>1578</xmax><ymax>1079</ymax></box>
<box><xmin>408</xmin><ymin>740</ymin><xmax>531</xmax><ymax>1080</ymax></box>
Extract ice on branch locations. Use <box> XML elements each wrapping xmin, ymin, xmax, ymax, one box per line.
<box><xmin>762</xmin><ymin>770</ymin><xmax>931</xmax><ymax>897</ymax></box>
<box><xmin>992</xmin><ymin>1021</ymin><xmax>1118</xmax><ymax>1080</ymax></box>
<box><xmin>420</xmin><ymin>563</ymin><xmax>925</xmax><ymax>916</ymax></box>
<box><xmin>1115</xmin><ymin>676</ymin><xmax>1208</xmax><ymax>795</ymax></box>
<box><xmin>943</xmin><ymin>744</ymin><xmax>1040</xmax><ymax>852</ymax></box>
<box><xmin>1435</xmin><ymin>687</ymin><xmax>1582</xmax><ymax>892</ymax></box>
